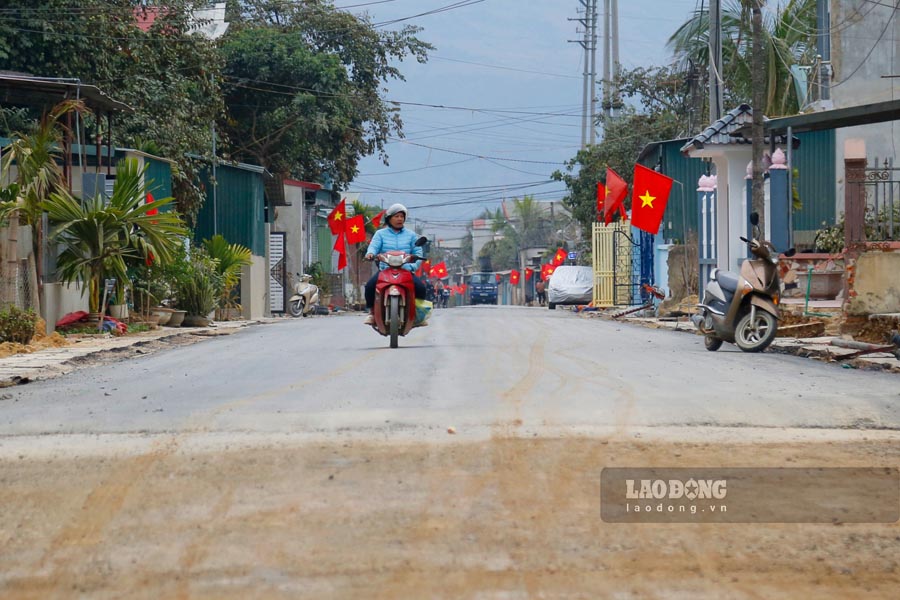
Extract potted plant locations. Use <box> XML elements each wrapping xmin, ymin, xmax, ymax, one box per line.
<box><xmin>42</xmin><ymin>158</ymin><xmax>188</xmax><ymax>318</ymax></box>
<box><xmin>173</xmin><ymin>247</ymin><xmax>222</xmax><ymax>327</ymax></box>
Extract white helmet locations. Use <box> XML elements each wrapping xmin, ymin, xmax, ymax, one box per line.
<box><xmin>385</xmin><ymin>203</ymin><xmax>407</xmax><ymax>218</ymax></box>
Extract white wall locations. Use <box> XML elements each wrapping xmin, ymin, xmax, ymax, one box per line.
<box><xmin>831</xmin><ymin>0</ymin><xmax>900</xmax><ymax>216</ymax></box>
<box><xmin>272</xmin><ymin>186</ymin><xmax>306</xmax><ymax>280</ymax></box>
<box><xmin>241</xmin><ymin>254</ymin><xmax>269</xmax><ymax>320</ymax></box>
<box><xmin>43</xmin><ymin>282</ymin><xmax>89</xmax><ymax>333</ymax></box>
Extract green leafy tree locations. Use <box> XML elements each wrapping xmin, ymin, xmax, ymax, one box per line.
<box><xmin>553</xmin><ymin>66</ymin><xmax>690</xmax><ymax>235</ymax></box>
<box><xmin>0</xmin><ymin>100</ymin><xmax>85</xmax><ymax>313</ymax></box>
<box><xmin>220</xmin><ymin>0</ymin><xmax>432</xmax><ymax>186</ymax></box>
<box><xmin>667</xmin><ymin>0</ymin><xmax>816</xmax><ymax>117</ymax></box>
<box><xmin>0</xmin><ymin>0</ymin><xmax>224</xmax><ymax>221</ymax></box>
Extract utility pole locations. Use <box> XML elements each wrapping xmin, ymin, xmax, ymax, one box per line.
<box><xmin>569</xmin><ymin>0</ymin><xmax>598</xmax><ymax>149</ymax></box>
<box><xmin>750</xmin><ymin>1</ymin><xmax>766</xmax><ymax>232</ymax></box>
<box><xmin>708</xmin><ymin>0</ymin><xmax>724</xmax><ymax>123</ymax></box>
<box><xmin>588</xmin><ymin>0</ymin><xmax>598</xmax><ymax>143</ymax></box>
<box><xmin>601</xmin><ymin>0</ymin><xmax>609</xmax><ymax>122</ymax></box>
<box><xmin>816</xmin><ymin>0</ymin><xmax>831</xmax><ymax>102</ymax></box>
<box><xmin>598</xmin><ymin>0</ymin><xmax>619</xmax><ymax>126</ymax></box>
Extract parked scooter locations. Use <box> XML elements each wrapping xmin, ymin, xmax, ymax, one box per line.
<box><xmin>288</xmin><ymin>273</ymin><xmax>320</xmax><ymax>317</ymax></box>
<box><xmin>366</xmin><ymin>236</ymin><xmax>427</xmax><ymax>349</ymax></box>
<box><xmin>691</xmin><ymin>212</ymin><xmax>795</xmax><ymax>352</ymax></box>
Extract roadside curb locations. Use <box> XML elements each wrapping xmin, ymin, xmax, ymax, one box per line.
<box><xmin>0</xmin><ymin>319</ymin><xmax>271</xmax><ymax>387</ymax></box>
<box><xmin>580</xmin><ymin>311</ymin><xmax>900</xmax><ymax>374</ymax></box>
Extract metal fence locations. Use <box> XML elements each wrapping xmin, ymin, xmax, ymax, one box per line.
<box><xmin>0</xmin><ymin>258</ymin><xmax>37</xmax><ymax>312</ymax></box>
<box><xmin>848</xmin><ymin>159</ymin><xmax>899</xmax><ymax>242</ymax></box>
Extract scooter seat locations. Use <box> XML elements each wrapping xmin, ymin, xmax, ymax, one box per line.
<box><xmin>716</xmin><ymin>270</ymin><xmax>741</xmax><ymax>293</ymax></box>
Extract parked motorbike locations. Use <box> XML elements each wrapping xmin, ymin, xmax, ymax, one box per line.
<box><xmin>691</xmin><ymin>212</ymin><xmax>795</xmax><ymax>352</ymax></box>
<box><xmin>367</xmin><ymin>236</ymin><xmax>427</xmax><ymax>349</ymax></box>
<box><xmin>288</xmin><ymin>273</ymin><xmax>320</xmax><ymax>317</ymax></box>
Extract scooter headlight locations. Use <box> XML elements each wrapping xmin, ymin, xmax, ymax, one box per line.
<box><xmin>387</xmin><ymin>255</ymin><xmax>405</xmax><ymax>267</ymax></box>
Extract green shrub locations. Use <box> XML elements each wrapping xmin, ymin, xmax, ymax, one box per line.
<box><xmin>0</xmin><ymin>305</ymin><xmax>37</xmax><ymax>344</ymax></box>
<box><xmin>174</xmin><ymin>247</ymin><xmax>222</xmax><ymax>316</ymax></box>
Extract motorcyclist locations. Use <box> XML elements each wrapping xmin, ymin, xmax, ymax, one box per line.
<box><xmin>363</xmin><ymin>203</ymin><xmax>426</xmax><ymax>325</ymax></box>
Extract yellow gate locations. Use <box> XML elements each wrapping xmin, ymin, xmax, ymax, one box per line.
<box><xmin>592</xmin><ymin>220</ymin><xmax>631</xmax><ymax>307</ymax></box>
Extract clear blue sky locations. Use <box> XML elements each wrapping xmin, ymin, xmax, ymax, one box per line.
<box><xmin>339</xmin><ymin>0</ymin><xmax>701</xmax><ymax>242</ymax></box>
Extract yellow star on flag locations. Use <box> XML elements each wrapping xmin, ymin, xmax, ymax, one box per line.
<box><xmin>334</xmin><ymin>211</ymin><xmax>343</xmax><ymax>221</ymax></box>
<box><xmin>350</xmin><ymin>225</ymin><xmax>360</xmax><ymax>234</ymax></box>
<box><xmin>639</xmin><ymin>190</ymin><xmax>655</xmax><ymax>208</ymax></box>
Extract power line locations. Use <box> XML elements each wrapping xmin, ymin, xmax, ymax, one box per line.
<box><xmin>831</xmin><ymin>1</ymin><xmax>898</xmax><ymax>88</ymax></box>
<box><xmin>430</xmin><ymin>56</ymin><xmax>581</xmax><ymax>79</ymax></box>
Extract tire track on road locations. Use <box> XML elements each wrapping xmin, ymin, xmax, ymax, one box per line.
<box><xmin>28</xmin><ymin>349</ymin><xmax>381</xmax><ymax>589</ymax></box>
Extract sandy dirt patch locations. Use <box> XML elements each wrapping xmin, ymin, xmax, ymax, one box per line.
<box><xmin>1</xmin><ymin>434</ymin><xmax>899</xmax><ymax>598</ymax></box>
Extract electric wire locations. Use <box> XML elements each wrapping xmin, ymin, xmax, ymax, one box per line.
<box><xmin>831</xmin><ymin>1</ymin><xmax>898</xmax><ymax>88</ymax></box>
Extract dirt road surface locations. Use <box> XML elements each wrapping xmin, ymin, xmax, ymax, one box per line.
<box><xmin>2</xmin><ymin>429</ymin><xmax>899</xmax><ymax>599</ymax></box>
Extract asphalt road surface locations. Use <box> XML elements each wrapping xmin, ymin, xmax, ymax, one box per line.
<box><xmin>1</xmin><ymin>305</ymin><xmax>898</xmax><ymax>436</ymax></box>
<box><xmin>1</xmin><ymin>306</ymin><xmax>899</xmax><ymax>598</ymax></box>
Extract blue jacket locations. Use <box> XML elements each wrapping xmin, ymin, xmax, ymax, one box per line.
<box><xmin>366</xmin><ymin>226</ymin><xmax>423</xmax><ymax>272</ymax></box>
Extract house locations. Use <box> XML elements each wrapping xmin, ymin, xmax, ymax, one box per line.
<box><xmin>269</xmin><ymin>178</ymin><xmax>322</xmax><ymax>313</ymax></box>
<box><xmin>193</xmin><ymin>160</ymin><xmax>269</xmax><ymax>319</ymax></box>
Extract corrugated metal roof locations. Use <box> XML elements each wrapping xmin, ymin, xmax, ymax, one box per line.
<box><xmin>0</xmin><ymin>73</ymin><xmax>132</xmax><ymax>113</ymax></box>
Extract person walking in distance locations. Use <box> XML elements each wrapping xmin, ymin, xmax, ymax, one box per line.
<box><xmin>535</xmin><ymin>279</ymin><xmax>546</xmax><ymax>306</ymax></box>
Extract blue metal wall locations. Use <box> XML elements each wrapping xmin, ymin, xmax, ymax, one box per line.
<box><xmin>639</xmin><ymin>140</ymin><xmax>708</xmax><ymax>245</ymax></box>
<box><xmin>792</xmin><ymin>129</ymin><xmax>836</xmax><ymax>232</ymax></box>
<box><xmin>143</xmin><ymin>156</ymin><xmax>172</xmax><ymax>200</ymax></box>
<box><xmin>195</xmin><ymin>164</ymin><xmax>266</xmax><ymax>256</ymax></box>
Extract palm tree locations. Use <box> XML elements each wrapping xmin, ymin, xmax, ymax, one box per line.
<box><xmin>42</xmin><ymin>158</ymin><xmax>188</xmax><ymax>315</ymax></box>
<box><xmin>667</xmin><ymin>0</ymin><xmax>817</xmax><ymax>117</ymax></box>
<box><xmin>203</xmin><ymin>234</ymin><xmax>252</xmax><ymax>314</ymax></box>
<box><xmin>0</xmin><ymin>100</ymin><xmax>86</xmax><ymax>313</ymax></box>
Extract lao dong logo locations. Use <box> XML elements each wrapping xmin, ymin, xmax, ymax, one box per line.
<box><xmin>625</xmin><ymin>478</ymin><xmax>727</xmax><ymax>500</ymax></box>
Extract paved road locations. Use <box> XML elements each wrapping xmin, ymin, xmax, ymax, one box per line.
<box><xmin>1</xmin><ymin>306</ymin><xmax>898</xmax><ymax>437</ymax></box>
<box><xmin>3</xmin><ymin>307</ymin><xmax>900</xmax><ymax>598</ymax></box>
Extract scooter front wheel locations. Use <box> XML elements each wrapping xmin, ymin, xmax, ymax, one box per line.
<box><xmin>389</xmin><ymin>296</ymin><xmax>400</xmax><ymax>348</ymax></box>
<box><xmin>704</xmin><ymin>335</ymin><xmax>723</xmax><ymax>351</ymax></box>
<box><xmin>288</xmin><ymin>298</ymin><xmax>305</xmax><ymax>318</ymax></box>
<box><xmin>735</xmin><ymin>309</ymin><xmax>777</xmax><ymax>353</ymax></box>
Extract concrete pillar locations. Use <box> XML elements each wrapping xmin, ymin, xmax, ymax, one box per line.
<box><xmin>768</xmin><ymin>148</ymin><xmax>791</xmax><ymax>252</ymax></box>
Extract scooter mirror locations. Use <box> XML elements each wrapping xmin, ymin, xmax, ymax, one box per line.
<box><xmin>415</xmin><ymin>236</ymin><xmax>428</xmax><ymax>247</ymax></box>
<box><xmin>750</xmin><ymin>212</ymin><xmax>759</xmax><ymax>226</ymax></box>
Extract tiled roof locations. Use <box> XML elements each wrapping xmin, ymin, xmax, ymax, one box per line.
<box><xmin>681</xmin><ymin>104</ymin><xmax>754</xmax><ymax>154</ymax></box>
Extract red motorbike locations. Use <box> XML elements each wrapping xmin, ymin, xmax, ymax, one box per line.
<box><xmin>368</xmin><ymin>237</ymin><xmax>427</xmax><ymax>349</ymax></box>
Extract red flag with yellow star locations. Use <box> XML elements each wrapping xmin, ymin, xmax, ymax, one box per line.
<box><xmin>552</xmin><ymin>247</ymin><xmax>567</xmax><ymax>266</ymax></box>
<box><xmin>600</xmin><ymin>168</ymin><xmax>629</xmax><ymax>224</ymax></box>
<box><xmin>333</xmin><ymin>229</ymin><xmax>347</xmax><ymax>271</ymax></box>
<box><xmin>630</xmin><ymin>164</ymin><xmax>674</xmax><ymax>235</ymax></box>
<box><xmin>510</xmin><ymin>269</ymin><xmax>520</xmax><ymax>285</ymax></box>
<box><xmin>328</xmin><ymin>199</ymin><xmax>347</xmax><ymax>235</ymax></box>
<box><xmin>345</xmin><ymin>215</ymin><xmax>366</xmax><ymax>244</ymax></box>
<box><xmin>371</xmin><ymin>209</ymin><xmax>386</xmax><ymax>230</ymax></box>
<box><xmin>432</xmin><ymin>261</ymin><xmax>448</xmax><ymax>279</ymax></box>
<box><xmin>525</xmin><ymin>268</ymin><xmax>534</xmax><ymax>281</ymax></box>
<box><xmin>541</xmin><ymin>263</ymin><xmax>556</xmax><ymax>281</ymax></box>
